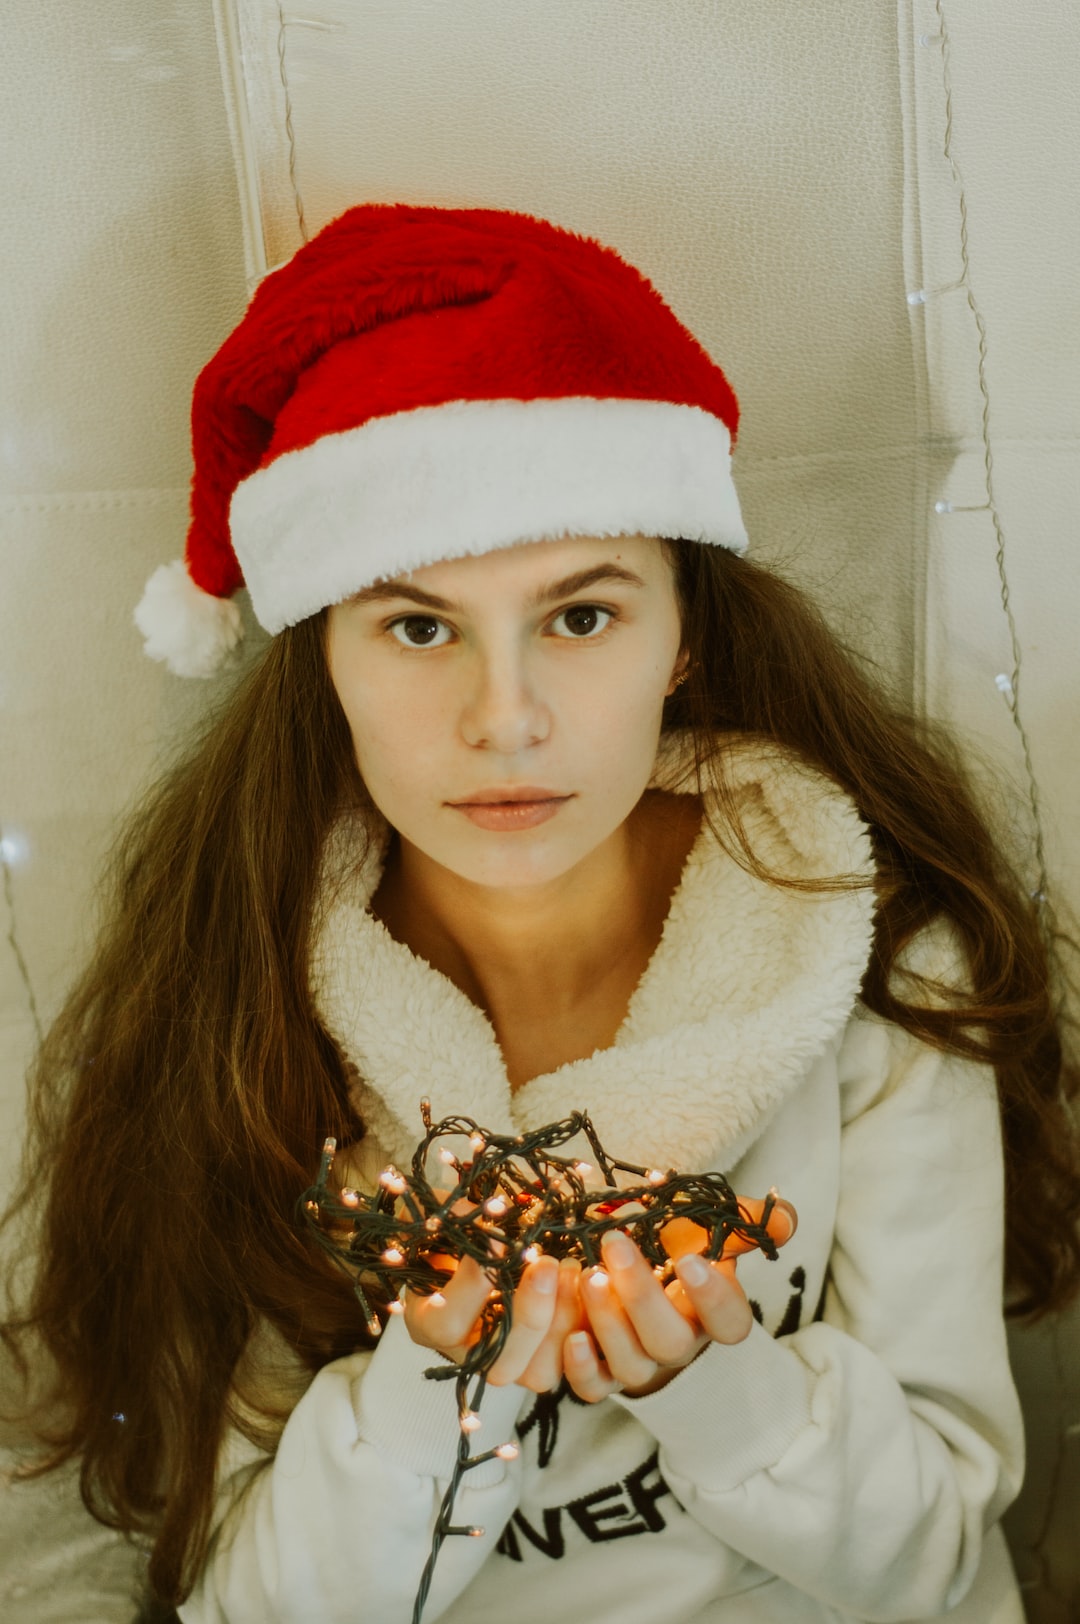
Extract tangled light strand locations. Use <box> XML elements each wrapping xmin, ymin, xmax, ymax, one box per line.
<box><xmin>301</xmin><ymin>1100</ymin><xmax>780</xmax><ymax>1623</ymax></box>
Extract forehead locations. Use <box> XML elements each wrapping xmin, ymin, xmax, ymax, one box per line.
<box><xmin>391</xmin><ymin>532</ymin><xmax>668</xmax><ymax>596</ymax></box>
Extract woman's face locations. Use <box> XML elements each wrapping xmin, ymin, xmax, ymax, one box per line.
<box><xmin>325</xmin><ymin>533</ymin><xmax>686</xmax><ymax>890</ymax></box>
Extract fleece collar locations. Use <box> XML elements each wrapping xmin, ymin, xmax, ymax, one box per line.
<box><xmin>310</xmin><ymin>735</ymin><xmax>877</xmax><ymax>1176</ymax></box>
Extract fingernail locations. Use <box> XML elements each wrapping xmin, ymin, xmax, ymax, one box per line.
<box><xmin>532</xmin><ymin>1259</ymin><xmax>558</xmax><ymax>1294</ymax></box>
<box><xmin>568</xmin><ymin>1332</ymin><xmax>592</xmax><ymax>1360</ymax></box>
<box><xmin>675</xmin><ymin>1253</ymin><xmax>709</xmax><ymax>1287</ymax></box>
<box><xmin>601</xmin><ymin>1230</ymin><xmax>635</xmax><ymax>1269</ymax></box>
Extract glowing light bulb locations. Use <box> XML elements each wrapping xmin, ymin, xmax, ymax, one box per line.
<box><xmin>340</xmin><ymin>1188</ymin><xmax>360</xmax><ymax>1207</ymax></box>
<box><xmin>484</xmin><ymin>1196</ymin><xmax>509</xmax><ymax>1216</ymax></box>
<box><xmin>495</xmin><ymin>1442</ymin><xmax>519</xmax><ymax>1460</ymax></box>
<box><xmin>460</xmin><ymin>1411</ymin><xmax>482</xmax><ymax>1433</ymax></box>
<box><xmin>469</xmin><ymin>1133</ymin><xmax>486</xmax><ymax>1154</ymax></box>
<box><xmin>467</xmin><ymin>1526</ymin><xmax>485</xmax><ymax>1538</ymax></box>
<box><xmin>379</xmin><ymin>1167</ymin><xmax>406</xmax><ymax>1195</ymax></box>
<box><xmin>574</xmin><ymin>1161</ymin><xmax>593</xmax><ymax>1175</ymax></box>
<box><xmin>439</xmin><ymin>1147</ymin><xmax>457</xmax><ymax>1165</ymax></box>
<box><xmin>0</xmin><ymin>830</ymin><xmax>29</xmax><ymax>868</ymax></box>
<box><xmin>382</xmin><ymin>1246</ymin><xmax>404</xmax><ymax>1265</ymax></box>
<box><xmin>647</xmin><ymin>1169</ymin><xmax>666</xmax><ymax>1185</ymax></box>
<box><xmin>387</xmin><ymin>1298</ymin><xmax>404</xmax><ymax>1314</ymax></box>
<box><xmin>522</xmin><ymin>1245</ymin><xmax>541</xmax><ymax>1264</ymax></box>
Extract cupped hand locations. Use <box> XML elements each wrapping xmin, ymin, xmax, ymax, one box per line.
<box><xmin>402</xmin><ymin>1193</ymin><xmax>796</xmax><ymax>1402</ymax></box>
<box><xmin>402</xmin><ymin>1249</ymin><xmax>585</xmax><ymax>1390</ymax></box>
<box><xmin>401</xmin><ymin>1195</ymin><xmax>585</xmax><ymax>1389</ymax></box>
<box><xmin>567</xmin><ymin>1195</ymin><xmax>798</xmax><ymax>1401</ymax></box>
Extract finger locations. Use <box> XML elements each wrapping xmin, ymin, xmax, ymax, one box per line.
<box><xmin>660</xmin><ymin>1197</ymin><xmax>798</xmax><ymax>1267</ymax></box>
<box><xmin>672</xmin><ymin>1252</ymin><xmax>753</xmax><ymax>1345</ymax></box>
<box><xmin>564</xmin><ymin>1329</ymin><xmax>623</xmax><ymax>1403</ymax></box>
<box><xmin>401</xmin><ymin>1194</ymin><xmax>507</xmax><ymax>1354</ymax></box>
<box><xmin>599</xmin><ymin>1230</ymin><xmax>702</xmax><ymax>1366</ymax></box>
<box><xmin>516</xmin><ymin>1259</ymin><xmax>585</xmax><ymax>1392</ymax></box>
<box><xmin>729</xmin><ymin>1195</ymin><xmax>798</xmax><ymax>1255</ymax></box>
<box><xmin>581</xmin><ymin>1266</ymin><xmax>661</xmax><ymax>1390</ymax></box>
<box><xmin>663</xmin><ymin>1254</ymin><xmax>736</xmax><ymax>1324</ymax></box>
<box><xmin>484</xmin><ymin>1256</ymin><xmax>561</xmax><ymax>1386</ymax></box>
<box><xmin>403</xmin><ymin>1250</ymin><xmax>493</xmax><ymax>1353</ymax></box>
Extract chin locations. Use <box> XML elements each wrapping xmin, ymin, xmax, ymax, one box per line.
<box><xmin>438</xmin><ymin>833</ymin><xmax>592</xmax><ymax>891</ymax></box>
<box><xmin>454</xmin><ymin>852</ymin><xmax>578</xmax><ymax>891</ymax></box>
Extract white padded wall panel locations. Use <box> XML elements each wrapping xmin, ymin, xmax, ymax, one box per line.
<box><xmin>903</xmin><ymin>0</ymin><xmax>1080</xmax><ymax>901</ymax></box>
<box><xmin>4</xmin><ymin>7</ymin><xmax>243</xmax><ymax>495</ymax></box>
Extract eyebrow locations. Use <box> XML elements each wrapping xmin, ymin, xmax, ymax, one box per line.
<box><xmin>347</xmin><ymin>562</ymin><xmax>648</xmax><ymax>613</ymax></box>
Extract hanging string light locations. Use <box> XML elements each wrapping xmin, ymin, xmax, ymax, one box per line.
<box><xmin>300</xmin><ymin>1099</ymin><xmax>781</xmax><ymax>1624</ymax></box>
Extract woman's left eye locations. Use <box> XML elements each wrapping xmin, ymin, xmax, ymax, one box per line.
<box><xmin>388</xmin><ymin>615</ymin><xmax>453</xmax><ymax>648</ymax></box>
<box><xmin>550</xmin><ymin>604</ymin><xmax>615</xmax><ymax>639</ymax></box>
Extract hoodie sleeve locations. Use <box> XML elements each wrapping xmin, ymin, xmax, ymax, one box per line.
<box><xmin>608</xmin><ymin>1010</ymin><xmax>1025</xmax><ymax>1623</ymax></box>
<box><xmin>179</xmin><ymin>1312</ymin><xmax>530</xmax><ymax>1624</ymax></box>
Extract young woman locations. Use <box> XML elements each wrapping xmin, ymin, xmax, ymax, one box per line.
<box><xmin>4</xmin><ymin>203</ymin><xmax>1079</xmax><ymax>1624</ymax></box>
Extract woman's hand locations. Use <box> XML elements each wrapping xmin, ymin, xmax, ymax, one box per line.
<box><xmin>401</xmin><ymin>1193</ymin><xmax>796</xmax><ymax>1400</ymax></box>
<box><xmin>402</xmin><ymin>1250</ymin><xmax>585</xmax><ymax>1390</ymax></box>
<box><xmin>567</xmin><ymin>1196</ymin><xmax>798</xmax><ymax>1401</ymax></box>
<box><xmin>400</xmin><ymin>1192</ymin><xmax>585</xmax><ymax>1389</ymax></box>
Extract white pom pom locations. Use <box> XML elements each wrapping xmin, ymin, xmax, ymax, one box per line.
<box><xmin>134</xmin><ymin>561</ymin><xmax>244</xmax><ymax>678</ymax></box>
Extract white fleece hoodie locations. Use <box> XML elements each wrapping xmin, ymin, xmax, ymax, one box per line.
<box><xmin>182</xmin><ymin>737</ymin><xmax>1025</xmax><ymax>1624</ymax></box>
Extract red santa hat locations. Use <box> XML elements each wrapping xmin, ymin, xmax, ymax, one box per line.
<box><xmin>135</xmin><ymin>202</ymin><xmax>747</xmax><ymax>677</ymax></box>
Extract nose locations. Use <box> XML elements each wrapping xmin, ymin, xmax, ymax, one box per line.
<box><xmin>459</xmin><ymin>646</ymin><xmax>550</xmax><ymax>752</ymax></box>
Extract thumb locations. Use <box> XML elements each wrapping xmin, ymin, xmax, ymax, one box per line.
<box><xmin>660</xmin><ymin>1194</ymin><xmax>797</xmax><ymax>1265</ymax></box>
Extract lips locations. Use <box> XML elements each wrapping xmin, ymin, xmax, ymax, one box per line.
<box><xmin>449</xmin><ymin>790</ymin><xmax>573</xmax><ymax>831</ymax></box>
<box><xmin>450</xmin><ymin>787</ymin><xmax>568</xmax><ymax>805</ymax></box>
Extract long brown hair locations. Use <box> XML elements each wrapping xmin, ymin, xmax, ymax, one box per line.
<box><xmin>3</xmin><ymin>541</ymin><xmax>1079</xmax><ymax>1605</ymax></box>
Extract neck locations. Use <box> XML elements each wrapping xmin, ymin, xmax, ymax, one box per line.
<box><xmin>370</xmin><ymin>791</ymin><xmax>700</xmax><ymax>1025</ymax></box>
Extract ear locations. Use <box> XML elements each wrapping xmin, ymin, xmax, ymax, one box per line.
<box><xmin>665</xmin><ymin>651</ymin><xmax>691</xmax><ymax>696</ymax></box>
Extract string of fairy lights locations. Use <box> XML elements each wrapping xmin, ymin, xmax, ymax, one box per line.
<box><xmin>301</xmin><ymin>1100</ymin><xmax>780</xmax><ymax>1624</ymax></box>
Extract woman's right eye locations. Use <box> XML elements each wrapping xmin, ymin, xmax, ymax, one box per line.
<box><xmin>388</xmin><ymin>615</ymin><xmax>453</xmax><ymax>648</ymax></box>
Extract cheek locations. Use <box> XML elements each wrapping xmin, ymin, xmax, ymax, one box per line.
<box><xmin>575</xmin><ymin>639</ymin><xmax>675</xmax><ymax>750</ymax></box>
<box><xmin>336</xmin><ymin>674</ymin><xmax>460</xmax><ymax>818</ymax></box>
<box><xmin>329</xmin><ymin>630</ymin><xmax>438</xmax><ymax>758</ymax></box>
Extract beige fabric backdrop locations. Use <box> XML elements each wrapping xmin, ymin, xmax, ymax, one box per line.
<box><xmin>1</xmin><ymin>2</ymin><xmax>1077</xmax><ymax>1617</ymax></box>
